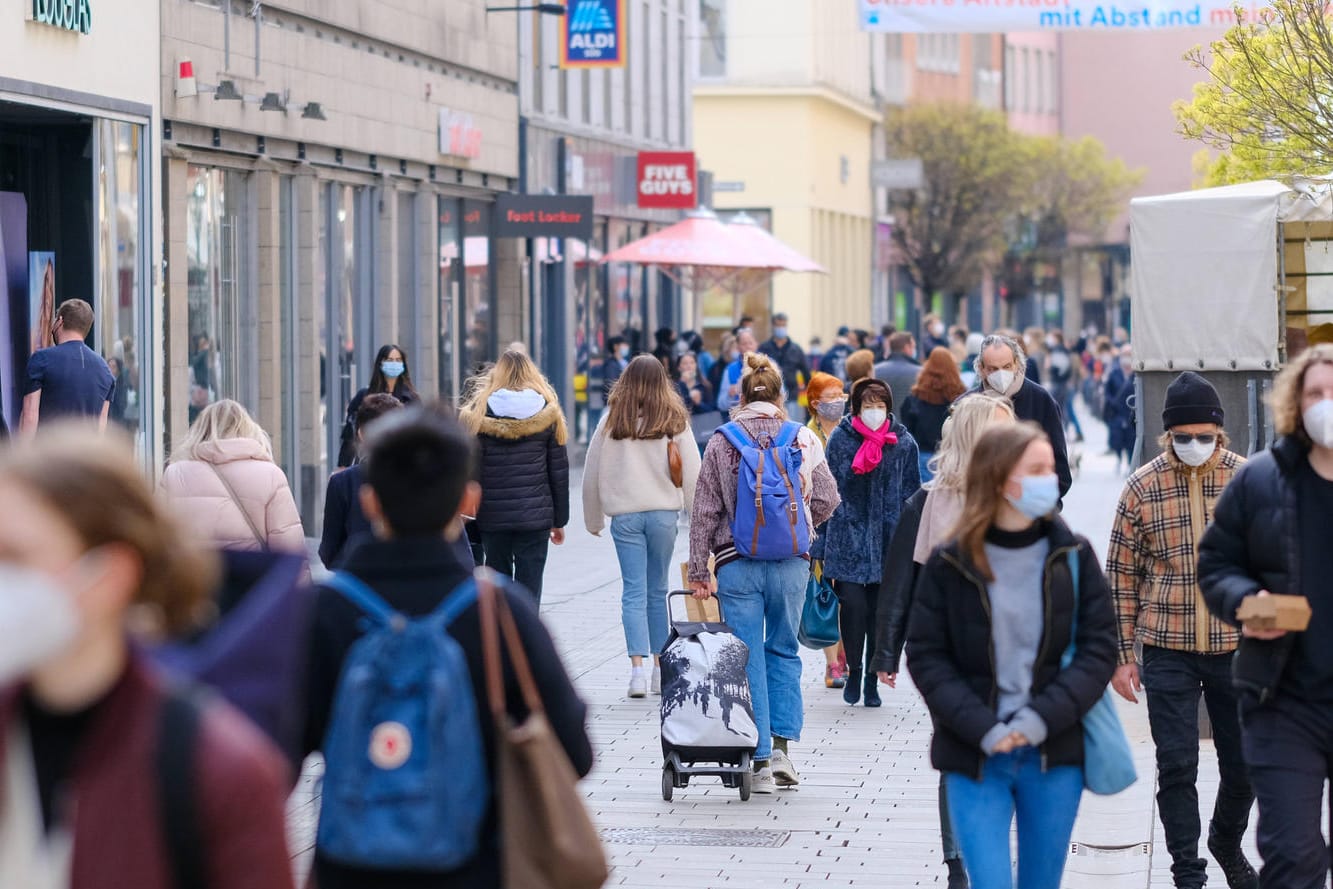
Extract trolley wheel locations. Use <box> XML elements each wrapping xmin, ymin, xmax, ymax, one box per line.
<box><xmin>739</xmin><ymin>753</ymin><xmax>753</xmax><ymax>801</ymax></box>
<box><xmin>661</xmin><ymin>766</ymin><xmax>674</xmax><ymax>802</ymax></box>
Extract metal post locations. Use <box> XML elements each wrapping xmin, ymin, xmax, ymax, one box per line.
<box><xmin>548</xmin><ymin>136</ymin><xmax>571</xmax><ymax>421</ymax></box>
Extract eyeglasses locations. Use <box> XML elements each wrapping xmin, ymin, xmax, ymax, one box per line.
<box><xmin>1171</xmin><ymin>433</ymin><xmax>1217</xmax><ymax>446</ymax></box>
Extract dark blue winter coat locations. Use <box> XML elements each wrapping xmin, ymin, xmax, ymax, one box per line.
<box><xmin>1103</xmin><ymin>365</ymin><xmax>1136</xmax><ymax>454</ymax></box>
<box><xmin>819</xmin><ymin>414</ymin><xmax>921</xmax><ymax>585</ymax></box>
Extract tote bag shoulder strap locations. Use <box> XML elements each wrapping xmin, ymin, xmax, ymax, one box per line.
<box><xmin>1061</xmin><ymin>547</ymin><xmax>1080</xmax><ymax>669</ymax></box>
<box><xmin>206</xmin><ymin>462</ymin><xmax>267</xmax><ymax>550</ymax></box>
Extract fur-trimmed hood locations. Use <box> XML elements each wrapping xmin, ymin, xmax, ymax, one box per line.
<box><xmin>476</xmin><ymin>402</ymin><xmax>567</xmax><ymax>444</ymax></box>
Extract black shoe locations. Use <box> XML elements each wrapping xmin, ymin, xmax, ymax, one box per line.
<box><xmin>863</xmin><ymin>674</ymin><xmax>882</xmax><ymax>708</ymax></box>
<box><xmin>1208</xmin><ymin>838</ymin><xmax>1259</xmax><ymax>889</ymax></box>
<box><xmin>842</xmin><ymin>671</ymin><xmax>861</xmax><ymax>705</ymax></box>
<box><xmin>946</xmin><ymin>857</ymin><xmax>969</xmax><ymax>889</ymax></box>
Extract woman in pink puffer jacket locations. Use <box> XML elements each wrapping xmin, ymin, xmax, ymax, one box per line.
<box><xmin>160</xmin><ymin>400</ymin><xmax>306</xmax><ymax>553</ymax></box>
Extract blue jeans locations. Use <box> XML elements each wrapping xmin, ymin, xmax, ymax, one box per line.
<box><xmin>610</xmin><ymin>510</ymin><xmax>679</xmax><ymax>658</ymax></box>
<box><xmin>716</xmin><ymin>557</ymin><xmax>808</xmax><ymax>760</ymax></box>
<box><xmin>944</xmin><ymin>748</ymin><xmax>1084</xmax><ymax>889</ymax></box>
<box><xmin>918</xmin><ymin>450</ymin><xmax>935</xmax><ymax>485</ymax></box>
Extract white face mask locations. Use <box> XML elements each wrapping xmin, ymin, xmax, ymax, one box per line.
<box><xmin>0</xmin><ymin>563</ymin><xmax>80</xmax><ymax>685</ymax></box>
<box><xmin>1304</xmin><ymin>399</ymin><xmax>1333</xmax><ymax>448</ymax></box>
<box><xmin>861</xmin><ymin>408</ymin><xmax>888</xmax><ymax>430</ymax></box>
<box><xmin>1173</xmin><ymin>439</ymin><xmax>1216</xmax><ymax>467</ymax></box>
<box><xmin>987</xmin><ymin>369</ymin><xmax>1016</xmax><ymax>393</ymax></box>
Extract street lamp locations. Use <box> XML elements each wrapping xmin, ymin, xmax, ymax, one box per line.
<box><xmin>485</xmin><ymin>3</ymin><xmax>566</xmax><ymax>13</ymax></box>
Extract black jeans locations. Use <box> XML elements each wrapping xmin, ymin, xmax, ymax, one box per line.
<box><xmin>1141</xmin><ymin>646</ymin><xmax>1253</xmax><ymax>887</ymax></box>
<box><xmin>835</xmin><ymin>580</ymin><xmax>879</xmax><ymax>678</ymax></box>
<box><xmin>1241</xmin><ymin>695</ymin><xmax>1333</xmax><ymax>889</ymax></box>
<box><xmin>480</xmin><ymin>529</ymin><xmax>551</xmax><ymax>603</ymax></box>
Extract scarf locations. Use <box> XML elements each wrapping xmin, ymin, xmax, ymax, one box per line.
<box><xmin>914</xmin><ymin>487</ymin><xmax>963</xmax><ymax>564</ymax></box>
<box><xmin>850</xmin><ymin>417</ymin><xmax>898</xmax><ymax>475</ymax></box>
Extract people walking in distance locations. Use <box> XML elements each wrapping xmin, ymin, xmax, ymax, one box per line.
<box><xmin>845</xmin><ymin>348</ymin><xmax>876</xmax><ymax>388</ymax></box>
<box><xmin>302</xmin><ymin>409</ymin><xmax>593</xmax><ymax>889</ymax></box>
<box><xmin>822</xmin><ymin>378</ymin><xmax>920</xmax><ymax>708</ymax></box>
<box><xmin>971</xmin><ymin>333</ymin><xmax>1073</xmax><ymax>498</ymax></box>
<box><xmin>874</xmin><ymin>331</ymin><xmax>923</xmax><ymax>409</ymax></box>
<box><xmin>584</xmin><ymin>356</ymin><xmax>701</xmax><ymax>699</ymax></box>
<box><xmin>876</xmin><ymin>393</ymin><xmax>1015</xmax><ymax>889</ymax></box>
<box><xmin>805</xmin><ymin>372</ymin><xmax>850</xmax><ymax>689</ymax></box>
<box><xmin>709</xmin><ymin>332</ymin><xmax>738</xmax><ymax>397</ymax></box>
<box><xmin>601</xmin><ymin>335</ymin><xmax>631</xmax><ymax>403</ymax></box>
<box><xmin>907</xmin><ymin>422</ymin><xmax>1117</xmax><ymax>889</ymax></box>
<box><xmin>1046</xmin><ymin>330</ymin><xmax>1085</xmax><ymax>443</ymax></box>
<box><xmin>1199</xmin><ymin>343</ymin><xmax>1333</xmax><ymax>889</ymax></box>
<box><xmin>689</xmin><ymin>354</ymin><xmax>840</xmax><ymax>794</ymax></box>
<box><xmin>1107</xmin><ymin>372</ymin><xmax>1256</xmax><ymax>889</ymax></box>
<box><xmin>338</xmin><ymin>344</ymin><xmax>420</xmax><ymax>467</ymax></box>
<box><xmin>901</xmin><ymin>347</ymin><xmax>970</xmax><ymax>484</ymax></box>
<box><xmin>1022</xmin><ymin>327</ymin><xmax>1046</xmax><ymax>386</ymax></box>
<box><xmin>673</xmin><ymin>351</ymin><xmax>716</xmax><ymax>414</ymax></box>
<box><xmin>19</xmin><ymin>298</ymin><xmax>115</xmax><ymax>437</ymax></box>
<box><xmin>758</xmin><ymin>313</ymin><xmax>811</xmax><ymax>419</ymax></box>
<box><xmin>159</xmin><ymin>399</ymin><xmax>306</xmax><ymax>554</ymax></box>
<box><xmin>0</xmin><ymin>426</ymin><xmax>295</xmax><ymax>889</ymax></box>
<box><xmin>820</xmin><ymin>326</ymin><xmax>856</xmax><ymax>382</ymax></box>
<box><xmin>716</xmin><ymin>327</ymin><xmax>760</xmax><ymax>413</ymax></box>
<box><xmin>460</xmin><ymin>349</ymin><xmax>570</xmax><ymax>603</ymax></box>
<box><xmin>1104</xmin><ymin>345</ymin><xmax>1138</xmax><ymax>474</ymax></box>
<box><xmin>922</xmin><ymin>313</ymin><xmax>949</xmax><ymax>354</ymax></box>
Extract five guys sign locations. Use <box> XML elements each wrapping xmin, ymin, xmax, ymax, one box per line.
<box><xmin>636</xmin><ymin>151</ymin><xmax>697</xmax><ymax>210</ymax></box>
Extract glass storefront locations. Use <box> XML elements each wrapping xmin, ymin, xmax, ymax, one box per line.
<box><xmin>439</xmin><ymin>197</ymin><xmax>493</xmax><ymax>400</ymax></box>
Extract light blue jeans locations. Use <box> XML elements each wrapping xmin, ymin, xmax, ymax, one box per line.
<box><xmin>716</xmin><ymin>557</ymin><xmax>809</xmax><ymax>760</ymax></box>
<box><xmin>610</xmin><ymin>510</ymin><xmax>679</xmax><ymax>658</ymax></box>
<box><xmin>944</xmin><ymin>747</ymin><xmax>1084</xmax><ymax>889</ymax></box>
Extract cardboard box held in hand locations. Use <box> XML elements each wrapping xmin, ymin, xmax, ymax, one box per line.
<box><xmin>1236</xmin><ymin>594</ymin><xmax>1313</xmax><ymax>633</ymax></box>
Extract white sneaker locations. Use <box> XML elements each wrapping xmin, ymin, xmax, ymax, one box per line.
<box><xmin>628</xmin><ymin>667</ymin><xmax>648</xmax><ymax>698</ymax></box>
<box><xmin>751</xmin><ymin>766</ymin><xmax>776</xmax><ymax>794</ymax></box>
<box><xmin>770</xmin><ymin>749</ymin><xmax>800</xmax><ymax>787</ymax></box>
<box><xmin>650</xmin><ymin>665</ymin><xmax>662</xmax><ymax>695</ymax></box>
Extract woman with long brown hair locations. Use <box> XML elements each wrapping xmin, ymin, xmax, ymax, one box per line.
<box><xmin>584</xmin><ymin>356</ymin><xmax>701</xmax><ymax>697</ymax></box>
<box><xmin>907</xmin><ymin>422</ymin><xmax>1116</xmax><ymax>889</ymax></box>
<box><xmin>901</xmin><ymin>346</ymin><xmax>969</xmax><ymax>484</ymax></box>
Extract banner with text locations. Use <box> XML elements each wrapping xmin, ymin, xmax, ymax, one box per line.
<box><xmin>636</xmin><ymin>152</ymin><xmax>697</xmax><ymax>210</ymax></box>
<box><xmin>858</xmin><ymin>0</ymin><xmax>1255</xmax><ymax>31</ymax></box>
<box><xmin>561</xmin><ymin>0</ymin><xmax>627</xmax><ymax>68</ymax></box>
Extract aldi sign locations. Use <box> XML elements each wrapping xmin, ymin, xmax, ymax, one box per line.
<box><xmin>636</xmin><ymin>152</ymin><xmax>697</xmax><ymax>210</ymax></box>
<box><xmin>560</xmin><ymin>0</ymin><xmax>626</xmax><ymax>69</ymax></box>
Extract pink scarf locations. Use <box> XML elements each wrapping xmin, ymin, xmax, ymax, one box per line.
<box><xmin>850</xmin><ymin>417</ymin><xmax>898</xmax><ymax>475</ymax></box>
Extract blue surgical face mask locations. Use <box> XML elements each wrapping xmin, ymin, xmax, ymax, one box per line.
<box><xmin>1005</xmin><ymin>473</ymin><xmax>1059</xmax><ymax>520</ymax></box>
<box><xmin>381</xmin><ymin>360</ymin><xmax>405</xmax><ymax>379</ymax></box>
<box><xmin>772</xmin><ymin>326</ymin><xmax>789</xmax><ymax>340</ymax></box>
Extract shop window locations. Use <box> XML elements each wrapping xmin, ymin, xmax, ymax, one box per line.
<box><xmin>699</xmin><ymin>0</ymin><xmax>725</xmax><ymax>78</ymax></box>
<box><xmin>439</xmin><ymin>197</ymin><xmax>492</xmax><ymax>398</ymax></box>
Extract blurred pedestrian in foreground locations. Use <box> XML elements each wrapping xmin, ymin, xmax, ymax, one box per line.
<box><xmin>822</xmin><ymin>378</ymin><xmax>920</xmax><ymax>709</ymax></box>
<box><xmin>1199</xmin><ymin>344</ymin><xmax>1333</xmax><ymax>889</ymax></box>
<box><xmin>804</xmin><ymin>371</ymin><xmax>850</xmax><ymax>689</ymax></box>
<box><xmin>901</xmin><ymin>347</ymin><xmax>969</xmax><ymax>484</ymax></box>
<box><xmin>302</xmin><ymin>409</ymin><xmax>592</xmax><ymax>889</ymax></box>
<box><xmin>160</xmin><ymin>399</ymin><xmax>306</xmax><ymax>554</ymax></box>
<box><xmin>460</xmin><ymin>349</ymin><xmax>569</xmax><ymax>603</ymax></box>
<box><xmin>584</xmin><ymin>356</ymin><xmax>700</xmax><ymax>698</ymax></box>
<box><xmin>1108</xmin><ymin>372</ymin><xmax>1256</xmax><ymax>889</ymax></box>
<box><xmin>20</xmin><ymin>299</ymin><xmax>115</xmax><ymax>437</ymax></box>
<box><xmin>908</xmin><ymin>422</ymin><xmax>1116</xmax><ymax>889</ymax></box>
<box><xmin>0</xmin><ymin>426</ymin><xmax>293</xmax><ymax>889</ymax></box>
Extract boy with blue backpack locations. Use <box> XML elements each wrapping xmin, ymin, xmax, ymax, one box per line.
<box><xmin>688</xmin><ymin>354</ymin><xmax>841</xmax><ymax>793</ymax></box>
<box><xmin>302</xmin><ymin>407</ymin><xmax>593</xmax><ymax>889</ymax></box>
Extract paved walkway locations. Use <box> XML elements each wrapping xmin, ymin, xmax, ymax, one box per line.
<box><xmin>289</xmin><ymin>403</ymin><xmax>1264</xmax><ymax>888</ymax></box>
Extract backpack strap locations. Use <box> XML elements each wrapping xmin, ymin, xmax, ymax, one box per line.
<box><xmin>1060</xmin><ymin>547</ymin><xmax>1081</xmax><ymax>669</ymax></box>
<box><xmin>717</xmin><ymin>421</ymin><xmax>752</xmax><ymax>452</ymax></box>
<box><xmin>431</xmin><ymin>577</ymin><xmax>481</xmax><ymax>626</ymax></box>
<box><xmin>774</xmin><ymin>421</ymin><xmax>800</xmax><ymax>448</ymax></box>
<box><xmin>157</xmin><ymin>689</ymin><xmax>207</xmax><ymax>889</ymax></box>
<box><xmin>324</xmin><ymin>571</ymin><xmax>398</xmax><ymax>626</ymax></box>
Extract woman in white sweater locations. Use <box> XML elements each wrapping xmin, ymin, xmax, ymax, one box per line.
<box><xmin>584</xmin><ymin>355</ymin><xmax>701</xmax><ymax>698</ymax></box>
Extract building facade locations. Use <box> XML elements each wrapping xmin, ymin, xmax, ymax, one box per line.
<box><xmin>1</xmin><ymin>0</ymin><xmax>162</xmax><ymax>463</ymax></box>
<box><xmin>160</xmin><ymin>0</ymin><xmax>520</xmax><ymax>527</ymax></box>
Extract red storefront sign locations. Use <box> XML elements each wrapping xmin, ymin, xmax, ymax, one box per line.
<box><xmin>635</xmin><ymin>151</ymin><xmax>697</xmax><ymax>210</ymax></box>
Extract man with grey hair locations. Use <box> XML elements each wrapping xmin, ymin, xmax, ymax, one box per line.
<box><xmin>969</xmin><ymin>333</ymin><xmax>1072</xmax><ymax>496</ymax></box>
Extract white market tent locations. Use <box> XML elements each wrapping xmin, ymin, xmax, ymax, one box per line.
<box><xmin>1130</xmin><ymin>177</ymin><xmax>1333</xmax><ymax>372</ymax></box>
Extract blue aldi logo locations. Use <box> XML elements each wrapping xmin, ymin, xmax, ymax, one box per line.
<box><xmin>560</xmin><ymin>0</ymin><xmax>626</xmax><ymax>68</ymax></box>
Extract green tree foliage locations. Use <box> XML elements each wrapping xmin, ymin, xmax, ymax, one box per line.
<box><xmin>1175</xmin><ymin>0</ymin><xmax>1333</xmax><ymax>185</ymax></box>
<box><xmin>1021</xmin><ymin>136</ymin><xmax>1142</xmax><ymax>253</ymax></box>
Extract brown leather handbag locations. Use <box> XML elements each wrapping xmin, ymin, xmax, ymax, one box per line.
<box><xmin>478</xmin><ymin>572</ymin><xmax>609</xmax><ymax>889</ymax></box>
<box><xmin>667</xmin><ymin>438</ymin><xmax>684</xmax><ymax>488</ymax></box>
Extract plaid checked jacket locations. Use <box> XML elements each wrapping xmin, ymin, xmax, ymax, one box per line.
<box><xmin>1107</xmin><ymin>447</ymin><xmax>1245</xmax><ymax>665</ymax></box>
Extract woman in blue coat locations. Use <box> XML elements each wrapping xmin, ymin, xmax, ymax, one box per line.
<box><xmin>823</xmin><ymin>377</ymin><xmax>922</xmax><ymax>707</ymax></box>
<box><xmin>1103</xmin><ymin>346</ymin><xmax>1137</xmax><ymax>474</ymax></box>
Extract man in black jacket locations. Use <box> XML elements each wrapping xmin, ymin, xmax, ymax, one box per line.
<box><xmin>968</xmin><ymin>334</ymin><xmax>1072</xmax><ymax>497</ymax></box>
<box><xmin>758</xmin><ymin>312</ymin><xmax>810</xmax><ymax>418</ymax></box>
<box><xmin>302</xmin><ymin>408</ymin><xmax>593</xmax><ymax>889</ymax></box>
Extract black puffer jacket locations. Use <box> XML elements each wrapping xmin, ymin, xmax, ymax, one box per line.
<box><xmin>474</xmin><ymin>403</ymin><xmax>570</xmax><ymax>533</ymax></box>
<box><xmin>872</xmin><ymin>487</ymin><xmax>927</xmax><ymax>675</ymax></box>
<box><xmin>906</xmin><ymin>518</ymin><xmax>1117</xmax><ymax>778</ymax></box>
<box><xmin>1198</xmin><ymin>435</ymin><xmax>1304</xmax><ymax>705</ymax></box>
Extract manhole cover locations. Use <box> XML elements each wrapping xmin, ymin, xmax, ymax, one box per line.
<box><xmin>600</xmin><ymin>828</ymin><xmax>790</xmax><ymax>848</ymax></box>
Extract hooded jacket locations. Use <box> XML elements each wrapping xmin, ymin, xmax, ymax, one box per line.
<box><xmin>159</xmin><ymin>439</ymin><xmax>306</xmax><ymax>553</ymax></box>
<box><xmin>472</xmin><ymin>389</ymin><xmax>570</xmax><ymax>533</ymax></box>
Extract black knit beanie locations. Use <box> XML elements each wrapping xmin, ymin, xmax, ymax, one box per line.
<box><xmin>1162</xmin><ymin>371</ymin><xmax>1224</xmax><ymax>429</ymax></box>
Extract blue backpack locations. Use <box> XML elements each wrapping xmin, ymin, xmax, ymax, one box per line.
<box><xmin>718</xmin><ymin>420</ymin><xmax>812</xmax><ymax>560</ymax></box>
<box><xmin>316</xmin><ymin>572</ymin><xmax>489</xmax><ymax>871</ymax></box>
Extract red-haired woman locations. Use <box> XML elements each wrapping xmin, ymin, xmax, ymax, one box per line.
<box><xmin>901</xmin><ymin>347</ymin><xmax>968</xmax><ymax>484</ymax></box>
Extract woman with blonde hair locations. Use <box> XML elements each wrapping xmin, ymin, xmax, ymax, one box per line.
<box><xmin>460</xmin><ymin>349</ymin><xmax>569</xmax><ymax>602</ymax></box>
<box><xmin>0</xmin><ymin>426</ymin><xmax>294</xmax><ymax>889</ymax></box>
<box><xmin>160</xmin><ymin>399</ymin><xmax>305</xmax><ymax>554</ymax></box>
<box><xmin>584</xmin><ymin>355</ymin><xmax>701</xmax><ymax>697</ymax></box>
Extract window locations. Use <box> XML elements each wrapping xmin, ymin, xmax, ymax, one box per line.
<box><xmin>1020</xmin><ymin>48</ymin><xmax>1031</xmax><ymax>113</ymax></box>
<box><xmin>699</xmin><ymin>0</ymin><xmax>725</xmax><ymax>78</ymax></box>
<box><xmin>1004</xmin><ymin>45</ymin><xmax>1016</xmax><ymax>110</ymax></box>
<box><xmin>1048</xmin><ymin>50</ymin><xmax>1059</xmax><ymax>114</ymax></box>
<box><xmin>641</xmin><ymin>2</ymin><xmax>651</xmax><ymax>138</ymax></box>
<box><xmin>660</xmin><ymin>8</ymin><xmax>669</xmax><ymax>141</ymax></box>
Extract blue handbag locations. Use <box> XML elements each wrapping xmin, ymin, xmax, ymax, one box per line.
<box><xmin>1063</xmin><ymin>549</ymin><xmax>1137</xmax><ymax>795</ymax></box>
<box><xmin>799</xmin><ymin>561</ymin><xmax>841</xmax><ymax>649</ymax></box>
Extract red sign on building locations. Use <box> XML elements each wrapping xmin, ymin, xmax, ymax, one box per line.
<box><xmin>636</xmin><ymin>151</ymin><xmax>697</xmax><ymax>210</ymax></box>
